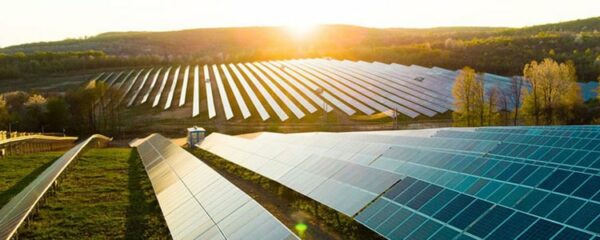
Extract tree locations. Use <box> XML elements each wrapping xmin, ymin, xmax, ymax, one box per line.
<box><xmin>510</xmin><ymin>76</ymin><xmax>525</xmax><ymax>125</ymax></box>
<box><xmin>3</xmin><ymin>91</ymin><xmax>29</xmax><ymax>114</ymax></box>
<box><xmin>23</xmin><ymin>94</ymin><xmax>47</xmax><ymax>131</ymax></box>
<box><xmin>597</xmin><ymin>74</ymin><xmax>600</xmax><ymax>101</ymax></box>
<box><xmin>474</xmin><ymin>76</ymin><xmax>486</xmax><ymax>126</ymax></box>
<box><xmin>486</xmin><ymin>86</ymin><xmax>500</xmax><ymax>126</ymax></box>
<box><xmin>452</xmin><ymin>67</ymin><xmax>484</xmax><ymax>126</ymax></box>
<box><xmin>65</xmin><ymin>87</ymin><xmax>96</xmax><ymax>135</ymax></box>
<box><xmin>0</xmin><ymin>97</ymin><xmax>10</xmax><ymax>130</ymax></box>
<box><xmin>522</xmin><ymin>58</ymin><xmax>583</xmax><ymax>125</ymax></box>
<box><xmin>497</xmin><ymin>88</ymin><xmax>511</xmax><ymax>125</ymax></box>
<box><xmin>46</xmin><ymin>97</ymin><xmax>69</xmax><ymax>132</ymax></box>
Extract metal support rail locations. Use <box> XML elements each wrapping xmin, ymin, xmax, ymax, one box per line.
<box><xmin>0</xmin><ymin>134</ymin><xmax>112</xmax><ymax>240</ymax></box>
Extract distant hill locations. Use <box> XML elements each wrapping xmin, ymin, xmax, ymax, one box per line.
<box><xmin>0</xmin><ymin>25</ymin><xmax>507</xmax><ymax>56</ymax></box>
<box><xmin>1</xmin><ymin>17</ymin><xmax>599</xmax><ymax>81</ymax></box>
<box><xmin>3</xmin><ymin>18</ymin><xmax>599</xmax><ymax>56</ymax></box>
<box><xmin>503</xmin><ymin>17</ymin><xmax>600</xmax><ymax>35</ymax></box>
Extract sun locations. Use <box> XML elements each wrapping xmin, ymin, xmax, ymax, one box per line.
<box><xmin>285</xmin><ymin>23</ymin><xmax>318</xmax><ymax>40</ymax></box>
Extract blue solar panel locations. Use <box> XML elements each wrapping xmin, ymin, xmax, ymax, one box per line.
<box><xmin>201</xmin><ymin>126</ymin><xmax>600</xmax><ymax>239</ymax></box>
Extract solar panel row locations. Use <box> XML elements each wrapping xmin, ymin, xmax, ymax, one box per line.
<box><xmin>192</xmin><ymin>65</ymin><xmax>201</xmax><ymax>117</ymax></box>
<box><xmin>153</xmin><ymin>67</ymin><xmax>172</xmax><ymax>108</ymax></box>
<box><xmin>141</xmin><ymin>68</ymin><xmax>163</xmax><ymax>104</ymax></box>
<box><xmin>200</xmin><ymin>126</ymin><xmax>600</xmax><ymax>240</ymax></box>
<box><xmin>164</xmin><ymin>66</ymin><xmax>181</xmax><ymax>110</ymax></box>
<box><xmin>98</xmin><ymin>58</ymin><xmax>596</xmax><ymax>121</ymax></box>
<box><xmin>178</xmin><ymin>66</ymin><xmax>190</xmax><ymax>107</ymax></box>
<box><xmin>0</xmin><ymin>134</ymin><xmax>111</xmax><ymax>240</ymax></box>
<box><xmin>204</xmin><ymin>65</ymin><xmax>217</xmax><ymax>119</ymax></box>
<box><xmin>127</xmin><ymin>68</ymin><xmax>153</xmax><ymax>107</ymax></box>
<box><xmin>133</xmin><ymin>134</ymin><xmax>297</xmax><ymax>240</ymax></box>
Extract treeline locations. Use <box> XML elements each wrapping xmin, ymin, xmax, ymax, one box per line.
<box><xmin>2</xmin><ymin>19</ymin><xmax>600</xmax><ymax>81</ymax></box>
<box><xmin>0</xmin><ymin>81</ymin><xmax>125</xmax><ymax>136</ymax></box>
<box><xmin>332</xmin><ymin>33</ymin><xmax>600</xmax><ymax>82</ymax></box>
<box><xmin>0</xmin><ymin>51</ymin><xmax>164</xmax><ymax>80</ymax></box>
<box><xmin>452</xmin><ymin>58</ymin><xmax>599</xmax><ymax>127</ymax></box>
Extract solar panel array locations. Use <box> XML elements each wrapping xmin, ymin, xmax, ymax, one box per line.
<box><xmin>133</xmin><ymin>134</ymin><xmax>298</xmax><ymax>240</ymax></box>
<box><xmin>200</xmin><ymin>126</ymin><xmax>600</xmax><ymax>240</ymax></box>
<box><xmin>96</xmin><ymin>59</ymin><xmax>596</xmax><ymax>121</ymax></box>
<box><xmin>0</xmin><ymin>134</ymin><xmax>112</xmax><ymax>240</ymax></box>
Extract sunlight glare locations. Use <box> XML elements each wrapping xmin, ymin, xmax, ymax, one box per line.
<box><xmin>285</xmin><ymin>23</ymin><xmax>317</xmax><ymax>40</ymax></box>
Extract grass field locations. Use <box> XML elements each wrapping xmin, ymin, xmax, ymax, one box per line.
<box><xmin>0</xmin><ymin>151</ymin><xmax>64</xmax><ymax>208</ymax></box>
<box><xmin>18</xmin><ymin>148</ymin><xmax>169</xmax><ymax>239</ymax></box>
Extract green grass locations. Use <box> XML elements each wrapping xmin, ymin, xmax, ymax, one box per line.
<box><xmin>0</xmin><ymin>151</ymin><xmax>64</xmax><ymax>207</ymax></box>
<box><xmin>19</xmin><ymin>148</ymin><xmax>170</xmax><ymax>239</ymax></box>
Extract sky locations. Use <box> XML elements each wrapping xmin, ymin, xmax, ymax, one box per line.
<box><xmin>1</xmin><ymin>0</ymin><xmax>599</xmax><ymax>47</ymax></box>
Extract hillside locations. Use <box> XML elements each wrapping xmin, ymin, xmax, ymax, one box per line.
<box><xmin>1</xmin><ymin>17</ymin><xmax>599</xmax><ymax>81</ymax></box>
<box><xmin>0</xmin><ymin>25</ymin><xmax>506</xmax><ymax>56</ymax></box>
<box><xmin>502</xmin><ymin>17</ymin><xmax>600</xmax><ymax>35</ymax></box>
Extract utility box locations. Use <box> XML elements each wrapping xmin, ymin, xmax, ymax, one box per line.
<box><xmin>187</xmin><ymin>126</ymin><xmax>206</xmax><ymax>148</ymax></box>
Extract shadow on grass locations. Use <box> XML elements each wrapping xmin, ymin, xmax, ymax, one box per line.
<box><xmin>0</xmin><ymin>157</ymin><xmax>59</xmax><ymax>207</ymax></box>
<box><xmin>125</xmin><ymin>149</ymin><xmax>169</xmax><ymax>239</ymax></box>
<box><xmin>125</xmin><ymin>149</ymin><xmax>149</xmax><ymax>238</ymax></box>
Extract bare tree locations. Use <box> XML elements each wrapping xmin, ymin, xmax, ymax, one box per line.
<box><xmin>497</xmin><ymin>88</ymin><xmax>511</xmax><ymax>125</ymax></box>
<box><xmin>510</xmin><ymin>76</ymin><xmax>524</xmax><ymax>125</ymax></box>
<box><xmin>487</xmin><ymin>86</ymin><xmax>499</xmax><ymax>126</ymax></box>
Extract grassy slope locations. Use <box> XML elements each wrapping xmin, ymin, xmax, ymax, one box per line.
<box><xmin>19</xmin><ymin>148</ymin><xmax>169</xmax><ymax>239</ymax></box>
<box><xmin>0</xmin><ymin>151</ymin><xmax>64</xmax><ymax>207</ymax></box>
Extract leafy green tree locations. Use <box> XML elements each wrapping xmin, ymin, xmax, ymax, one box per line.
<box><xmin>0</xmin><ymin>97</ymin><xmax>11</xmax><ymax>130</ymax></box>
<box><xmin>46</xmin><ymin>97</ymin><xmax>69</xmax><ymax>132</ymax></box>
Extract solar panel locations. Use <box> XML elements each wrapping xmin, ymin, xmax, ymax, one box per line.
<box><xmin>115</xmin><ymin>70</ymin><xmax>135</xmax><ymax>90</ymax></box>
<box><xmin>272</xmin><ymin>61</ymin><xmax>355</xmax><ymax>116</ymax></box>
<box><xmin>119</xmin><ymin>69</ymin><xmax>145</xmax><ymax>105</ymax></box>
<box><xmin>262</xmin><ymin>62</ymin><xmax>334</xmax><ymax>113</ymax></box>
<box><xmin>92</xmin><ymin>72</ymin><xmax>105</xmax><ymax>81</ymax></box>
<box><xmin>280</xmin><ymin>61</ymin><xmax>374</xmax><ymax>115</ymax></box>
<box><xmin>228</xmin><ymin>64</ymin><xmax>269</xmax><ymax>121</ymax></box>
<box><xmin>237</xmin><ymin>63</ymin><xmax>288</xmax><ymax>121</ymax></box>
<box><xmin>0</xmin><ymin>135</ymin><xmax>111</xmax><ymax>240</ymax></box>
<box><xmin>103</xmin><ymin>58</ymin><xmax>593</xmax><ymax>121</ymax></box>
<box><xmin>245</xmin><ymin>63</ymin><xmax>305</xmax><ymax>119</ymax></box>
<box><xmin>212</xmin><ymin>65</ymin><xmax>234</xmax><ymax>120</ymax></box>
<box><xmin>253</xmin><ymin>62</ymin><xmax>317</xmax><ymax>114</ymax></box>
<box><xmin>368</xmin><ymin>61</ymin><xmax>455</xmax><ymax>103</ymax></box>
<box><xmin>134</xmin><ymin>134</ymin><xmax>297</xmax><ymax>240</ymax></box>
<box><xmin>192</xmin><ymin>65</ymin><xmax>200</xmax><ymax>117</ymax></box>
<box><xmin>100</xmin><ymin>72</ymin><xmax>114</xmax><ymax>83</ymax></box>
<box><xmin>178</xmin><ymin>65</ymin><xmax>190</xmax><ymax>107</ymax></box>
<box><xmin>301</xmin><ymin>61</ymin><xmax>419</xmax><ymax>118</ymax></box>
<box><xmin>342</xmin><ymin>60</ymin><xmax>453</xmax><ymax>110</ymax></box>
<box><xmin>314</xmin><ymin>59</ymin><xmax>437</xmax><ymax>116</ymax></box>
<box><xmin>127</xmin><ymin>68</ymin><xmax>154</xmax><ymax>107</ymax></box>
<box><xmin>200</xmin><ymin>126</ymin><xmax>600</xmax><ymax>240</ymax></box>
<box><xmin>200</xmin><ymin>133</ymin><xmax>402</xmax><ymax>216</ymax></box>
<box><xmin>385</xmin><ymin>63</ymin><xmax>453</xmax><ymax>96</ymax></box>
<box><xmin>580</xmin><ymin>81</ymin><xmax>598</xmax><ymax>101</ymax></box>
<box><xmin>164</xmin><ymin>66</ymin><xmax>181</xmax><ymax>110</ymax></box>
<box><xmin>106</xmin><ymin>71</ymin><xmax>125</xmax><ymax>88</ymax></box>
<box><xmin>220</xmin><ymin>64</ymin><xmax>251</xmax><ymax>119</ymax></box>
<box><xmin>204</xmin><ymin>65</ymin><xmax>216</xmax><ymax>119</ymax></box>
<box><xmin>141</xmin><ymin>68</ymin><xmax>163</xmax><ymax>104</ymax></box>
<box><xmin>153</xmin><ymin>67</ymin><xmax>172</xmax><ymax>108</ymax></box>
